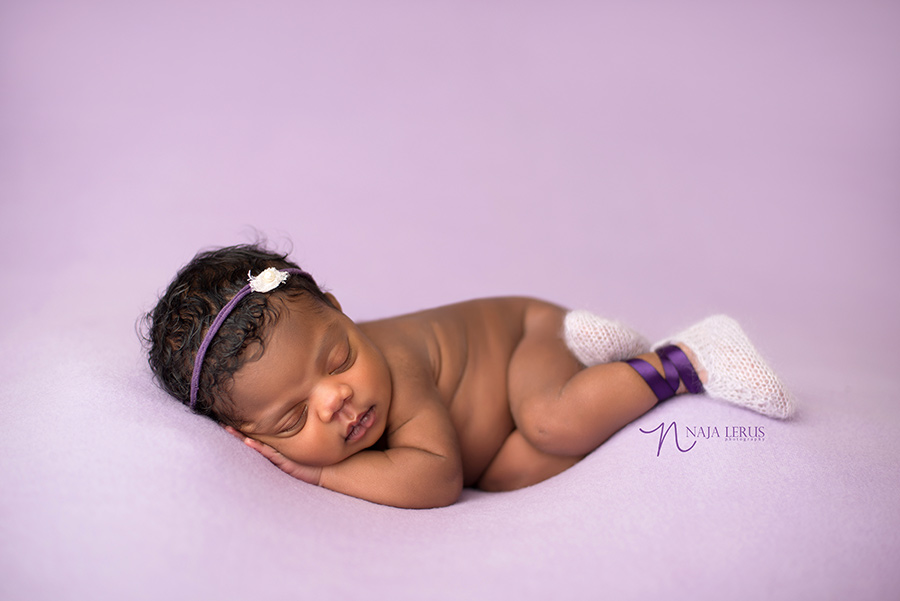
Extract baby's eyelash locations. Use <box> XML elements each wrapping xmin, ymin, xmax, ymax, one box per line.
<box><xmin>280</xmin><ymin>405</ymin><xmax>308</xmax><ymax>434</ymax></box>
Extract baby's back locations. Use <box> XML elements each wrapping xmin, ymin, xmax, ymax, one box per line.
<box><xmin>360</xmin><ymin>297</ymin><xmax>562</xmax><ymax>485</ymax></box>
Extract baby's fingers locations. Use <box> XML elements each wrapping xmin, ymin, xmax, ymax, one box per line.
<box><xmin>222</xmin><ymin>424</ymin><xmax>245</xmax><ymax>442</ymax></box>
<box><xmin>242</xmin><ymin>436</ymin><xmax>280</xmax><ymax>461</ymax></box>
<box><xmin>221</xmin><ymin>425</ymin><xmax>284</xmax><ymax>468</ymax></box>
<box><xmin>242</xmin><ymin>437</ymin><xmax>322</xmax><ymax>486</ymax></box>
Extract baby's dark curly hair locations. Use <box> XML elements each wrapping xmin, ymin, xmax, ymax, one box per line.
<box><xmin>142</xmin><ymin>243</ymin><xmax>333</xmax><ymax>425</ymax></box>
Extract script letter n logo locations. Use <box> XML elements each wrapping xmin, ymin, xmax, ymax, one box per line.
<box><xmin>640</xmin><ymin>421</ymin><xmax>696</xmax><ymax>457</ymax></box>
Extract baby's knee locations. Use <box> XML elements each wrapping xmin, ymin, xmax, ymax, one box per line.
<box><xmin>516</xmin><ymin>401</ymin><xmax>585</xmax><ymax>456</ymax></box>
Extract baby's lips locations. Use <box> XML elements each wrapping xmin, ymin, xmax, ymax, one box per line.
<box><xmin>345</xmin><ymin>407</ymin><xmax>374</xmax><ymax>441</ymax></box>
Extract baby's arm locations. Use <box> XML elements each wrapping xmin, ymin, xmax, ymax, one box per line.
<box><xmin>229</xmin><ymin>399</ymin><xmax>463</xmax><ymax>508</ymax></box>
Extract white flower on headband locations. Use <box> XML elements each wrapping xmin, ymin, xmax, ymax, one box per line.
<box><xmin>248</xmin><ymin>267</ymin><xmax>290</xmax><ymax>293</ymax></box>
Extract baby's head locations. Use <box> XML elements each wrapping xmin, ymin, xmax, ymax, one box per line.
<box><xmin>144</xmin><ymin>243</ymin><xmax>335</xmax><ymax>425</ymax></box>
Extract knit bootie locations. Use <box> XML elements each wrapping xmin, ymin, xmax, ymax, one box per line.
<box><xmin>653</xmin><ymin>315</ymin><xmax>796</xmax><ymax>419</ymax></box>
<box><xmin>564</xmin><ymin>310</ymin><xmax>650</xmax><ymax>366</ymax></box>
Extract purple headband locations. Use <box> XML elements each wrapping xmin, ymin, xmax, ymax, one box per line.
<box><xmin>189</xmin><ymin>267</ymin><xmax>310</xmax><ymax>409</ymax></box>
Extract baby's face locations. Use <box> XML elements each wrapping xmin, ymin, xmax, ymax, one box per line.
<box><xmin>229</xmin><ymin>294</ymin><xmax>392</xmax><ymax>467</ymax></box>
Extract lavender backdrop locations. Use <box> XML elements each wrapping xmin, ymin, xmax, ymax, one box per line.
<box><xmin>2</xmin><ymin>1</ymin><xmax>899</xmax><ymax>600</ymax></box>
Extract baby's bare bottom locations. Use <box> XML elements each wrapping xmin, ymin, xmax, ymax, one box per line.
<box><xmin>477</xmin><ymin>430</ymin><xmax>582</xmax><ymax>492</ymax></box>
<box><xmin>478</xmin><ymin>302</ymin><xmax>669</xmax><ymax>492</ymax></box>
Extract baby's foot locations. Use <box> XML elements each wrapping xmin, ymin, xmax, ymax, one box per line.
<box><xmin>564</xmin><ymin>310</ymin><xmax>650</xmax><ymax>366</ymax></box>
<box><xmin>654</xmin><ymin>315</ymin><xmax>796</xmax><ymax>419</ymax></box>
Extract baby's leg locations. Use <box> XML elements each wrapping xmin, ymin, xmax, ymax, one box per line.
<box><xmin>508</xmin><ymin>303</ymin><xmax>701</xmax><ymax>457</ymax></box>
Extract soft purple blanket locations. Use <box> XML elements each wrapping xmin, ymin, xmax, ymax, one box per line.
<box><xmin>2</xmin><ymin>1</ymin><xmax>898</xmax><ymax>599</ymax></box>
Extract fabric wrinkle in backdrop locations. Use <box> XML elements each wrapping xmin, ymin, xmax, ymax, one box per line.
<box><xmin>1</xmin><ymin>1</ymin><xmax>899</xmax><ymax>600</ymax></box>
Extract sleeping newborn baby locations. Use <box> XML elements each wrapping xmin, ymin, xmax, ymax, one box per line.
<box><xmin>144</xmin><ymin>243</ymin><xmax>795</xmax><ymax>508</ymax></box>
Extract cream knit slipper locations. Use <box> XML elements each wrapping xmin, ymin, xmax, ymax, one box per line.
<box><xmin>654</xmin><ymin>315</ymin><xmax>796</xmax><ymax>419</ymax></box>
<box><xmin>564</xmin><ymin>310</ymin><xmax>650</xmax><ymax>366</ymax></box>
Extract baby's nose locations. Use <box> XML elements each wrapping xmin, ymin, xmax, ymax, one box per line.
<box><xmin>314</xmin><ymin>382</ymin><xmax>353</xmax><ymax>422</ymax></box>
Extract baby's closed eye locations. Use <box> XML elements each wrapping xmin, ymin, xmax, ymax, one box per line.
<box><xmin>279</xmin><ymin>404</ymin><xmax>308</xmax><ymax>435</ymax></box>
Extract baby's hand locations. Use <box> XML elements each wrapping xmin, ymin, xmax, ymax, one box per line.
<box><xmin>223</xmin><ymin>425</ymin><xmax>323</xmax><ymax>486</ymax></box>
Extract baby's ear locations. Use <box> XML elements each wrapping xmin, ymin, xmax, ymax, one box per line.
<box><xmin>324</xmin><ymin>292</ymin><xmax>342</xmax><ymax>312</ymax></box>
